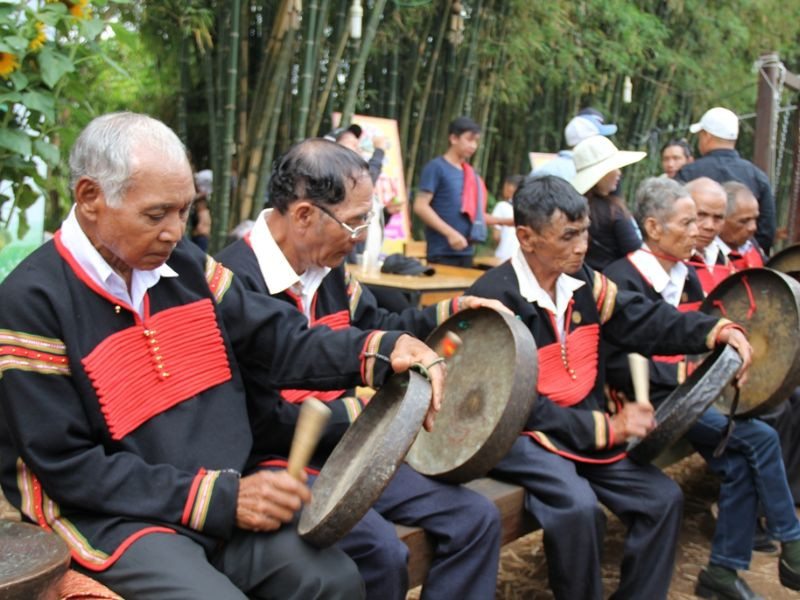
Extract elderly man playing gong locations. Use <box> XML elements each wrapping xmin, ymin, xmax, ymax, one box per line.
<box><xmin>0</xmin><ymin>112</ymin><xmax>447</xmax><ymax>600</ymax></box>
<box><xmin>465</xmin><ymin>175</ymin><xmax>752</xmax><ymax>600</ymax></box>
<box><xmin>216</xmin><ymin>138</ymin><xmax>503</xmax><ymax>600</ymax></box>
<box><xmin>605</xmin><ymin>177</ymin><xmax>800</xmax><ymax>600</ymax></box>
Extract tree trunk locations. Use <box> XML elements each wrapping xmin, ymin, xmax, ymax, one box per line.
<box><xmin>295</xmin><ymin>0</ymin><xmax>319</xmax><ymax>141</ymax></box>
<box><xmin>210</xmin><ymin>0</ymin><xmax>241</xmax><ymax>253</ymax></box>
<box><xmin>176</xmin><ymin>33</ymin><xmax>189</xmax><ymax>146</ymax></box>
<box><xmin>340</xmin><ymin>0</ymin><xmax>389</xmax><ymax>125</ymax></box>
<box><xmin>405</xmin><ymin>0</ymin><xmax>453</xmax><ymax>188</ymax></box>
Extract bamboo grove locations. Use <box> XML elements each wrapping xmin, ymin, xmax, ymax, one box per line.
<box><xmin>6</xmin><ymin>0</ymin><xmax>800</xmax><ymax>251</ymax></box>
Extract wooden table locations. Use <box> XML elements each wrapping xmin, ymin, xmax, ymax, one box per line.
<box><xmin>0</xmin><ymin>520</ymin><xmax>70</xmax><ymax>600</ymax></box>
<box><xmin>473</xmin><ymin>255</ymin><xmax>505</xmax><ymax>270</ymax></box>
<box><xmin>347</xmin><ymin>263</ymin><xmax>485</xmax><ymax>307</ymax></box>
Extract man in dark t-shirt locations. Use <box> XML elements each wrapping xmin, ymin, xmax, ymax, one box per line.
<box><xmin>413</xmin><ymin>116</ymin><xmax>484</xmax><ymax>267</ymax></box>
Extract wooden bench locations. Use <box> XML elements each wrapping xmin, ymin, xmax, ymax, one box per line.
<box><xmin>396</xmin><ymin>477</ymin><xmax>539</xmax><ymax>589</ymax></box>
<box><xmin>396</xmin><ymin>441</ymin><xmax>697</xmax><ymax>590</ymax></box>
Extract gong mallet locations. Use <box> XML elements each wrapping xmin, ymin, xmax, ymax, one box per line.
<box><xmin>627</xmin><ymin>352</ymin><xmax>652</xmax><ymax>408</ymax></box>
<box><xmin>287</xmin><ymin>398</ymin><xmax>331</xmax><ymax>480</ymax></box>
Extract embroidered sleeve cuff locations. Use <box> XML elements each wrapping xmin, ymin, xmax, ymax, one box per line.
<box><xmin>181</xmin><ymin>468</ymin><xmax>239</xmax><ymax>538</ymax></box>
<box><xmin>706</xmin><ymin>319</ymin><xmax>743</xmax><ymax>349</ymax></box>
<box><xmin>434</xmin><ymin>297</ymin><xmax>459</xmax><ymax>325</ymax></box>
<box><xmin>593</xmin><ymin>411</ymin><xmax>610</xmax><ymax>449</ymax></box>
<box><xmin>358</xmin><ymin>330</ymin><xmax>404</xmax><ymax>388</ymax></box>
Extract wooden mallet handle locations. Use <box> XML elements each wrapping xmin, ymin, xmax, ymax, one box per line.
<box><xmin>628</xmin><ymin>353</ymin><xmax>652</xmax><ymax>408</ymax></box>
<box><xmin>287</xmin><ymin>398</ymin><xmax>331</xmax><ymax>480</ymax></box>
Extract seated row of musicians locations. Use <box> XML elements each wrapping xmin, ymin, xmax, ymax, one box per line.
<box><xmin>0</xmin><ymin>112</ymin><xmax>792</xmax><ymax>600</ymax></box>
<box><xmin>0</xmin><ymin>115</ymin><xmax>503</xmax><ymax>600</ymax></box>
<box><xmin>601</xmin><ymin>176</ymin><xmax>800</xmax><ymax>599</ymax></box>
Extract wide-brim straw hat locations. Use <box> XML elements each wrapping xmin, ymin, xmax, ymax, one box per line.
<box><xmin>571</xmin><ymin>135</ymin><xmax>646</xmax><ymax>194</ymax></box>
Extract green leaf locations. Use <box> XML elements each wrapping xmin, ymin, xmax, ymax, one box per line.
<box><xmin>8</xmin><ymin>70</ymin><xmax>28</xmax><ymax>91</ymax></box>
<box><xmin>38</xmin><ymin>48</ymin><xmax>74</xmax><ymax>89</ymax></box>
<box><xmin>0</xmin><ymin>129</ymin><xmax>32</xmax><ymax>156</ymax></box>
<box><xmin>4</xmin><ymin>36</ymin><xmax>28</xmax><ymax>53</ymax></box>
<box><xmin>80</xmin><ymin>18</ymin><xmax>106</xmax><ymax>41</ymax></box>
<box><xmin>33</xmin><ymin>138</ymin><xmax>60</xmax><ymax>167</ymax></box>
<box><xmin>21</xmin><ymin>91</ymin><xmax>55</xmax><ymax>122</ymax></box>
<box><xmin>110</xmin><ymin>22</ymin><xmax>138</xmax><ymax>48</ymax></box>
<box><xmin>0</xmin><ymin>41</ymin><xmax>12</xmax><ymax>53</ymax></box>
<box><xmin>0</xmin><ymin>91</ymin><xmax>23</xmax><ymax>104</ymax></box>
<box><xmin>99</xmin><ymin>51</ymin><xmax>130</xmax><ymax>78</ymax></box>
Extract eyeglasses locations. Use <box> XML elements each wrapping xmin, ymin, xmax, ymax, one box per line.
<box><xmin>314</xmin><ymin>204</ymin><xmax>374</xmax><ymax>240</ymax></box>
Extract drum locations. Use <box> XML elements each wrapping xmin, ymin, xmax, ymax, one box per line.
<box><xmin>626</xmin><ymin>345</ymin><xmax>742</xmax><ymax>464</ymax></box>
<box><xmin>766</xmin><ymin>242</ymin><xmax>800</xmax><ymax>276</ymax></box>
<box><xmin>700</xmin><ymin>268</ymin><xmax>800</xmax><ymax>417</ymax></box>
<box><xmin>0</xmin><ymin>520</ymin><xmax>70</xmax><ymax>600</ymax></box>
<box><xmin>298</xmin><ymin>370</ymin><xmax>430</xmax><ymax>548</ymax></box>
<box><xmin>405</xmin><ymin>307</ymin><xmax>538</xmax><ymax>483</ymax></box>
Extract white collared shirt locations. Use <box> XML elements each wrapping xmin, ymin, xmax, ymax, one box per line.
<box><xmin>510</xmin><ymin>248</ymin><xmax>585</xmax><ymax>338</ymax></box>
<box><xmin>59</xmin><ymin>206</ymin><xmax>178</xmax><ymax>319</ymax></box>
<box><xmin>249</xmin><ymin>209</ymin><xmax>330</xmax><ymax>320</ymax></box>
<box><xmin>627</xmin><ymin>244</ymin><xmax>687</xmax><ymax>307</ymax></box>
<box><xmin>716</xmin><ymin>237</ymin><xmax>753</xmax><ymax>258</ymax></box>
<box><xmin>697</xmin><ymin>238</ymin><xmax>722</xmax><ymax>270</ymax></box>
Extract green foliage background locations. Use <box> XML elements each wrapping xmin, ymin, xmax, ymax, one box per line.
<box><xmin>2</xmin><ymin>0</ymin><xmax>799</xmax><ymax>249</ymax></box>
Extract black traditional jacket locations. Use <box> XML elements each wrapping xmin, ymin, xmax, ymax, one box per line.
<box><xmin>604</xmin><ymin>252</ymin><xmax>707</xmax><ymax>406</ymax></box>
<box><xmin>216</xmin><ymin>238</ymin><xmax>461</xmax><ymax>468</ymax></box>
<box><xmin>466</xmin><ymin>260</ymin><xmax>729</xmax><ymax>462</ymax></box>
<box><xmin>0</xmin><ymin>237</ymin><xmax>400</xmax><ymax>571</ymax></box>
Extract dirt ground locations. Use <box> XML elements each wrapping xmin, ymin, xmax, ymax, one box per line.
<box><xmin>3</xmin><ymin>455</ymin><xmax>798</xmax><ymax>599</ymax></box>
<box><xmin>409</xmin><ymin>453</ymin><xmax>800</xmax><ymax>599</ymax></box>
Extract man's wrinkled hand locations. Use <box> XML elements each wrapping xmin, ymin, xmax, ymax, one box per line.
<box><xmin>389</xmin><ymin>334</ymin><xmax>445</xmax><ymax>432</ymax></box>
<box><xmin>236</xmin><ymin>470</ymin><xmax>311</xmax><ymax>532</ymax></box>
<box><xmin>716</xmin><ymin>326</ymin><xmax>752</xmax><ymax>388</ymax></box>
<box><xmin>609</xmin><ymin>401</ymin><xmax>656</xmax><ymax>442</ymax></box>
<box><xmin>457</xmin><ymin>295</ymin><xmax>513</xmax><ymax>315</ymax></box>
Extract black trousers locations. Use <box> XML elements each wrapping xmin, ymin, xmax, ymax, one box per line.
<box><xmin>427</xmin><ymin>254</ymin><xmax>474</xmax><ymax>268</ymax></box>
<box><xmin>79</xmin><ymin>527</ymin><xmax>364</xmax><ymax>600</ymax></box>
<box><xmin>491</xmin><ymin>437</ymin><xmax>683</xmax><ymax>600</ymax></box>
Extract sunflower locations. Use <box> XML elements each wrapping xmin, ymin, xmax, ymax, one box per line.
<box><xmin>68</xmin><ymin>0</ymin><xmax>92</xmax><ymax>20</ymax></box>
<box><xmin>45</xmin><ymin>0</ymin><xmax>92</xmax><ymax>20</ymax></box>
<box><xmin>0</xmin><ymin>52</ymin><xmax>19</xmax><ymax>79</ymax></box>
<box><xmin>29</xmin><ymin>22</ymin><xmax>47</xmax><ymax>52</ymax></box>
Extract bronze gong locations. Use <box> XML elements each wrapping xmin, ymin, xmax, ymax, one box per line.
<box><xmin>700</xmin><ymin>267</ymin><xmax>800</xmax><ymax>417</ymax></box>
<box><xmin>0</xmin><ymin>520</ymin><xmax>70</xmax><ymax>600</ymax></box>
<box><xmin>626</xmin><ymin>345</ymin><xmax>742</xmax><ymax>464</ymax></box>
<box><xmin>405</xmin><ymin>307</ymin><xmax>538</xmax><ymax>484</ymax></box>
<box><xmin>766</xmin><ymin>242</ymin><xmax>800</xmax><ymax>278</ymax></box>
<box><xmin>298</xmin><ymin>370</ymin><xmax>430</xmax><ymax>548</ymax></box>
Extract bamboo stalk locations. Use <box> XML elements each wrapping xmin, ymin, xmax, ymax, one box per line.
<box><xmin>340</xmin><ymin>0</ymin><xmax>389</xmax><ymax>126</ymax></box>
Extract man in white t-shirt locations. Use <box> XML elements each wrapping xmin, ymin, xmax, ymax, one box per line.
<box><xmin>491</xmin><ymin>174</ymin><xmax>523</xmax><ymax>260</ymax></box>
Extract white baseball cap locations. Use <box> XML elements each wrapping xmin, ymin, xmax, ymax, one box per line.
<box><xmin>564</xmin><ymin>114</ymin><xmax>618</xmax><ymax>148</ymax></box>
<box><xmin>689</xmin><ymin>107</ymin><xmax>739</xmax><ymax>140</ymax></box>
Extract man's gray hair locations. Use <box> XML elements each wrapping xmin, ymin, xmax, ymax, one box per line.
<box><xmin>69</xmin><ymin>112</ymin><xmax>188</xmax><ymax>206</ymax></box>
<box><xmin>722</xmin><ymin>181</ymin><xmax>753</xmax><ymax>217</ymax></box>
<box><xmin>633</xmin><ymin>177</ymin><xmax>689</xmax><ymax>240</ymax></box>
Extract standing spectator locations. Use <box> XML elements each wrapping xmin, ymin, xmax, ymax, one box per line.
<box><xmin>413</xmin><ymin>116</ymin><xmax>487</xmax><ymax>267</ymax></box>
<box><xmin>491</xmin><ymin>174</ymin><xmax>523</xmax><ymax>261</ymax></box>
<box><xmin>571</xmin><ymin>136</ymin><xmax>645</xmax><ymax>271</ymax></box>
<box><xmin>191</xmin><ymin>169</ymin><xmax>213</xmax><ymax>251</ymax></box>
<box><xmin>531</xmin><ymin>107</ymin><xmax>619</xmax><ymax>181</ymax></box>
<box><xmin>661</xmin><ymin>138</ymin><xmax>693</xmax><ymax>178</ymax></box>
<box><xmin>676</xmin><ymin>106</ymin><xmax>776</xmax><ymax>253</ymax></box>
<box><xmin>325</xmin><ymin>124</ymin><xmax>386</xmax><ymax>185</ymax></box>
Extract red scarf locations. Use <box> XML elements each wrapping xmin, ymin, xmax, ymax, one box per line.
<box><xmin>461</xmin><ymin>162</ymin><xmax>487</xmax><ymax>223</ymax></box>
